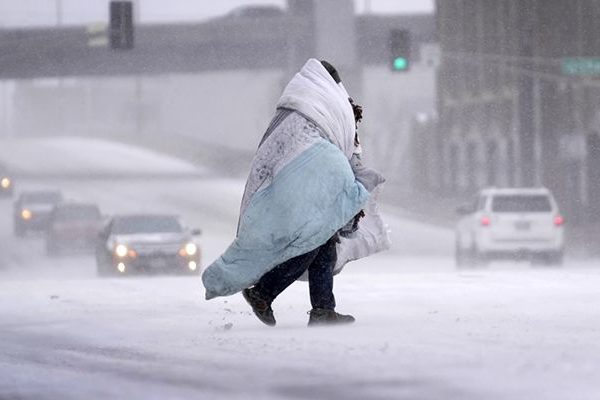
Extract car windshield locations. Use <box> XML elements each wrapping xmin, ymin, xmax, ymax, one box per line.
<box><xmin>491</xmin><ymin>195</ymin><xmax>552</xmax><ymax>213</ymax></box>
<box><xmin>112</xmin><ymin>216</ymin><xmax>182</xmax><ymax>234</ymax></box>
<box><xmin>22</xmin><ymin>192</ymin><xmax>62</xmax><ymax>204</ymax></box>
<box><xmin>55</xmin><ymin>205</ymin><xmax>101</xmax><ymax>221</ymax></box>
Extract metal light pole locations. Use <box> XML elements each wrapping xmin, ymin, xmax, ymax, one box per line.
<box><xmin>56</xmin><ymin>0</ymin><xmax>64</xmax><ymax>136</ymax></box>
<box><xmin>56</xmin><ymin>0</ymin><xmax>63</xmax><ymax>25</ymax></box>
<box><xmin>133</xmin><ymin>0</ymin><xmax>142</xmax><ymax>135</ymax></box>
<box><xmin>1</xmin><ymin>82</ymin><xmax>6</xmax><ymax>137</ymax></box>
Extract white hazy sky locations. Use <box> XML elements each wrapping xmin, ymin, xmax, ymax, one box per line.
<box><xmin>0</xmin><ymin>0</ymin><xmax>434</xmax><ymax>27</ymax></box>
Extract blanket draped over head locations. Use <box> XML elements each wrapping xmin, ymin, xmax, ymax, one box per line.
<box><xmin>202</xmin><ymin>59</ymin><xmax>389</xmax><ymax>300</ymax></box>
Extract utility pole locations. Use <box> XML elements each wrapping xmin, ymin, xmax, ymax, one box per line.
<box><xmin>1</xmin><ymin>82</ymin><xmax>6</xmax><ymax>137</ymax></box>
<box><xmin>133</xmin><ymin>0</ymin><xmax>142</xmax><ymax>135</ymax></box>
<box><xmin>516</xmin><ymin>2</ymin><xmax>537</xmax><ymax>187</ymax></box>
<box><xmin>0</xmin><ymin>16</ymin><xmax>9</xmax><ymax>137</ymax></box>
<box><xmin>55</xmin><ymin>0</ymin><xmax>63</xmax><ymax>25</ymax></box>
<box><xmin>56</xmin><ymin>0</ymin><xmax>64</xmax><ymax>136</ymax></box>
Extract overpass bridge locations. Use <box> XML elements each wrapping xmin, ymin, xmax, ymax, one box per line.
<box><xmin>0</xmin><ymin>12</ymin><xmax>435</xmax><ymax>79</ymax></box>
<box><xmin>0</xmin><ymin>4</ymin><xmax>437</xmax><ymax>185</ymax></box>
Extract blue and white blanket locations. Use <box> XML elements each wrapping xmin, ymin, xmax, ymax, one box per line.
<box><xmin>202</xmin><ymin>59</ymin><xmax>389</xmax><ymax>300</ymax></box>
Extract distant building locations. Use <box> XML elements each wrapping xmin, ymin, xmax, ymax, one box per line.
<box><xmin>435</xmin><ymin>0</ymin><xmax>600</xmax><ymax>223</ymax></box>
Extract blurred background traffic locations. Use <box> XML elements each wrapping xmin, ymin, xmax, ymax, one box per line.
<box><xmin>1</xmin><ymin>0</ymin><xmax>598</xmax><ymax>272</ymax></box>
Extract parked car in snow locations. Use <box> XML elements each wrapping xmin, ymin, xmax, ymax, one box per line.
<box><xmin>13</xmin><ymin>190</ymin><xmax>64</xmax><ymax>236</ymax></box>
<box><xmin>95</xmin><ymin>214</ymin><xmax>201</xmax><ymax>276</ymax></box>
<box><xmin>0</xmin><ymin>163</ymin><xmax>14</xmax><ymax>197</ymax></box>
<box><xmin>46</xmin><ymin>202</ymin><xmax>103</xmax><ymax>255</ymax></box>
<box><xmin>455</xmin><ymin>187</ymin><xmax>565</xmax><ymax>267</ymax></box>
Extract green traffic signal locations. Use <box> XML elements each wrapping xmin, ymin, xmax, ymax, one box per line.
<box><xmin>393</xmin><ymin>57</ymin><xmax>408</xmax><ymax>71</ymax></box>
<box><xmin>390</xmin><ymin>29</ymin><xmax>410</xmax><ymax>72</ymax></box>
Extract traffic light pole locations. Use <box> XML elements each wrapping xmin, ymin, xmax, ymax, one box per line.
<box><xmin>133</xmin><ymin>0</ymin><xmax>141</xmax><ymax>135</ymax></box>
<box><xmin>135</xmin><ymin>76</ymin><xmax>142</xmax><ymax>135</ymax></box>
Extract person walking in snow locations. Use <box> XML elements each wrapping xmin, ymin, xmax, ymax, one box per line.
<box><xmin>202</xmin><ymin>59</ymin><xmax>388</xmax><ymax>326</ymax></box>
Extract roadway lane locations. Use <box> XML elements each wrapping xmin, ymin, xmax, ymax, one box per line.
<box><xmin>1</xmin><ymin>176</ymin><xmax>600</xmax><ymax>400</ymax></box>
<box><xmin>1</xmin><ymin>139</ymin><xmax>600</xmax><ymax>400</ymax></box>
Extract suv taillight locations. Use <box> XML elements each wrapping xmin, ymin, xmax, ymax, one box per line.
<box><xmin>554</xmin><ymin>215</ymin><xmax>564</xmax><ymax>226</ymax></box>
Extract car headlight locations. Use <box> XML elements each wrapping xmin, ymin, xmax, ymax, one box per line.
<box><xmin>115</xmin><ymin>244</ymin><xmax>128</xmax><ymax>258</ymax></box>
<box><xmin>21</xmin><ymin>209</ymin><xmax>32</xmax><ymax>220</ymax></box>
<box><xmin>117</xmin><ymin>262</ymin><xmax>126</xmax><ymax>273</ymax></box>
<box><xmin>1</xmin><ymin>178</ymin><xmax>10</xmax><ymax>188</ymax></box>
<box><xmin>183</xmin><ymin>242</ymin><xmax>197</xmax><ymax>256</ymax></box>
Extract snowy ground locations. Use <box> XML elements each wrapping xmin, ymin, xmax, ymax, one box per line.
<box><xmin>1</xmin><ymin>138</ymin><xmax>600</xmax><ymax>400</ymax></box>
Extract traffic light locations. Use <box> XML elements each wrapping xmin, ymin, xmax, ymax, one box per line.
<box><xmin>390</xmin><ymin>29</ymin><xmax>410</xmax><ymax>72</ymax></box>
<box><xmin>110</xmin><ymin>1</ymin><xmax>134</xmax><ymax>50</ymax></box>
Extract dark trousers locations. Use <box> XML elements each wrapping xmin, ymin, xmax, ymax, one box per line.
<box><xmin>254</xmin><ymin>236</ymin><xmax>337</xmax><ymax>310</ymax></box>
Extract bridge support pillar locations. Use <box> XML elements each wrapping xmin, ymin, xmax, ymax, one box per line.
<box><xmin>286</xmin><ymin>0</ymin><xmax>362</xmax><ymax>99</ymax></box>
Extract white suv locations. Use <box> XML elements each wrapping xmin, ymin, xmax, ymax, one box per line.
<box><xmin>455</xmin><ymin>187</ymin><xmax>564</xmax><ymax>267</ymax></box>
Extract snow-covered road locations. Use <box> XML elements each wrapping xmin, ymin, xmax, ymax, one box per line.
<box><xmin>1</xmin><ymin>139</ymin><xmax>600</xmax><ymax>400</ymax></box>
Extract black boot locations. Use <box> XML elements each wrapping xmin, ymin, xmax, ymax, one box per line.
<box><xmin>242</xmin><ymin>288</ymin><xmax>276</xmax><ymax>326</ymax></box>
<box><xmin>308</xmin><ymin>308</ymin><xmax>355</xmax><ymax>326</ymax></box>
